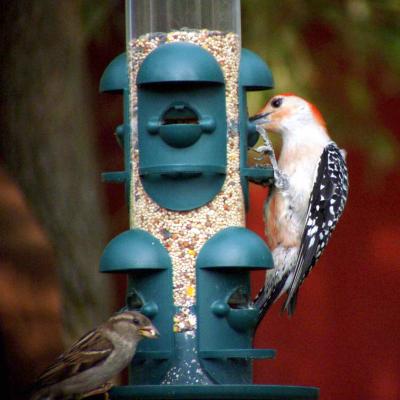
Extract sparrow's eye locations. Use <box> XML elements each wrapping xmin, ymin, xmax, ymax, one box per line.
<box><xmin>271</xmin><ymin>97</ymin><xmax>283</xmax><ymax>108</ymax></box>
<box><xmin>132</xmin><ymin>318</ymin><xmax>140</xmax><ymax>326</ymax></box>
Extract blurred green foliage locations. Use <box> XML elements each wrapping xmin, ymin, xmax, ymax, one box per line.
<box><xmin>242</xmin><ymin>0</ymin><xmax>400</xmax><ymax>175</ymax></box>
<box><xmin>80</xmin><ymin>0</ymin><xmax>124</xmax><ymax>44</ymax></box>
<box><xmin>79</xmin><ymin>0</ymin><xmax>400</xmax><ymax>176</ymax></box>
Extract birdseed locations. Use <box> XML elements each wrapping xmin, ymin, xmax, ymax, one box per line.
<box><xmin>127</xmin><ymin>29</ymin><xmax>244</xmax><ymax>332</ymax></box>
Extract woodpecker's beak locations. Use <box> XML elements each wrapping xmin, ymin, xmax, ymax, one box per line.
<box><xmin>249</xmin><ymin>111</ymin><xmax>271</xmax><ymax>125</ymax></box>
<box><xmin>138</xmin><ymin>325</ymin><xmax>160</xmax><ymax>339</ymax></box>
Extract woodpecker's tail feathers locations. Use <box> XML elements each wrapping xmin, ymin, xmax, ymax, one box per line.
<box><xmin>254</xmin><ymin>273</ymin><xmax>289</xmax><ymax>327</ymax></box>
<box><xmin>282</xmin><ymin>289</ymin><xmax>299</xmax><ymax>317</ymax></box>
<box><xmin>254</xmin><ymin>287</ymin><xmax>273</xmax><ymax>328</ymax></box>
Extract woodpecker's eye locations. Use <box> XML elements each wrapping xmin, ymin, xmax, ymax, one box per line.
<box><xmin>132</xmin><ymin>318</ymin><xmax>140</xmax><ymax>326</ymax></box>
<box><xmin>271</xmin><ymin>97</ymin><xmax>283</xmax><ymax>108</ymax></box>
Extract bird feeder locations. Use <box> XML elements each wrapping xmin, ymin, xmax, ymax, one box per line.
<box><xmin>99</xmin><ymin>0</ymin><xmax>319</xmax><ymax>398</ymax></box>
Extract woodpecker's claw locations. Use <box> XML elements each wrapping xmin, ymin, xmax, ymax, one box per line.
<box><xmin>255</xmin><ymin>144</ymin><xmax>274</xmax><ymax>155</ymax></box>
<box><xmin>254</xmin><ymin>144</ymin><xmax>275</xmax><ymax>162</ymax></box>
<box><xmin>274</xmin><ymin>169</ymin><xmax>290</xmax><ymax>191</ymax></box>
<box><xmin>256</xmin><ymin>125</ymin><xmax>269</xmax><ymax>142</ymax></box>
<box><xmin>254</xmin><ymin>126</ymin><xmax>280</xmax><ymax>170</ymax></box>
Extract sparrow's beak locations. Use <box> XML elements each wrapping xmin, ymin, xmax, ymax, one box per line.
<box><xmin>139</xmin><ymin>325</ymin><xmax>160</xmax><ymax>339</ymax></box>
<box><xmin>249</xmin><ymin>111</ymin><xmax>271</xmax><ymax>125</ymax></box>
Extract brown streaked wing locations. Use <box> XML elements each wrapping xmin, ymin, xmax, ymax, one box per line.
<box><xmin>35</xmin><ymin>328</ymin><xmax>114</xmax><ymax>388</ymax></box>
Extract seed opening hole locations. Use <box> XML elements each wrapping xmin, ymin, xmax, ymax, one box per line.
<box><xmin>162</xmin><ymin>106</ymin><xmax>199</xmax><ymax>125</ymax></box>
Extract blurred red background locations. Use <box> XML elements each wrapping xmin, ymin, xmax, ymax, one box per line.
<box><xmin>249</xmin><ymin>171</ymin><xmax>400</xmax><ymax>399</ymax></box>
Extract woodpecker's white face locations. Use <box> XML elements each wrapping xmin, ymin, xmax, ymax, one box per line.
<box><xmin>251</xmin><ymin>93</ymin><xmax>326</xmax><ymax>135</ymax></box>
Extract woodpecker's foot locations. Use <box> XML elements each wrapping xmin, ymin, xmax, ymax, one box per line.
<box><xmin>256</xmin><ymin>125</ymin><xmax>269</xmax><ymax>142</ymax></box>
<box><xmin>254</xmin><ymin>144</ymin><xmax>274</xmax><ymax>162</ymax></box>
<box><xmin>80</xmin><ymin>382</ymin><xmax>113</xmax><ymax>399</ymax></box>
<box><xmin>274</xmin><ymin>169</ymin><xmax>290</xmax><ymax>191</ymax></box>
<box><xmin>255</xmin><ymin>144</ymin><xmax>274</xmax><ymax>155</ymax></box>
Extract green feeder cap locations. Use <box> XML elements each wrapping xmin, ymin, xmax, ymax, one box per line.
<box><xmin>99</xmin><ymin>53</ymin><xmax>128</xmax><ymax>93</ymax></box>
<box><xmin>100</xmin><ymin>229</ymin><xmax>170</xmax><ymax>273</ymax></box>
<box><xmin>137</xmin><ymin>42</ymin><xmax>225</xmax><ymax>85</ymax></box>
<box><xmin>239</xmin><ymin>48</ymin><xmax>274</xmax><ymax>91</ymax></box>
<box><xmin>197</xmin><ymin>227</ymin><xmax>274</xmax><ymax>270</ymax></box>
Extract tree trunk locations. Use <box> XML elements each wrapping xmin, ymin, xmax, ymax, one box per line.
<box><xmin>0</xmin><ymin>0</ymin><xmax>112</xmax><ymax>345</ymax></box>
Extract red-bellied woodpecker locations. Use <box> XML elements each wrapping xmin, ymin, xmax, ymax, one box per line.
<box><xmin>250</xmin><ymin>93</ymin><xmax>349</xmax><ymax>321</ymax></box>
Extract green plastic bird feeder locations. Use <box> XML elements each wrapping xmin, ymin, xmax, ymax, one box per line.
<box><xmin>98</xmin><ymin>1</ymin><xmax>319</xmax><ymax>399</ymax></box>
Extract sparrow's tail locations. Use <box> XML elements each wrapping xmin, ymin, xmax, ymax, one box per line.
<box><xmin>28</xmin><ymin>390</ymin><xmax>44</xmax><ymax>400</ymax></box>
<box><xmin>27</xmin><ymin>384</ymin><xmax>49</xmax><ymax>400</ymax></box>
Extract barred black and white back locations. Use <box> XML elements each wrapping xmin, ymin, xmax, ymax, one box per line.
<box><xmin>254</xmin><ymin>142</ymin><xmax>348</xmax><ymax>321</ymax></box>
<box><xmin>283</xmin><ymin>142</ymin><xmax>349</xmax><ymax>314</ymax></box>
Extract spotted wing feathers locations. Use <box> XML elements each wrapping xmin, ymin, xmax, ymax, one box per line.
<box><xmin>33</xmin><ymin>328</ymin><xmax>114</xmax><ymax>390</ymax></box>
<box><xmin>283</xmin><ymin>142</ymin><xmax>349</xmax><ymax>315</ymax></box>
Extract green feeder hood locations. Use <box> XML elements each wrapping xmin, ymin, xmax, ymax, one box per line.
<box><xmin>197</xmin><ymin>227</ymin><xmax>274</xmax><ymax>270</ymax></box>
<box><xmin>239</xmin><ymin>48</ymin><xmax>274</xmax><ymax>91</ymax></box>
<box><xmin>99</xmin><ymin>53</ymin><xmax>128</xmax><ymax>93</ymax></box>
<box><xmin>137</xmin><ymin>42</ymin><xmax>225</xmax><ymax>85</ymax></box>
<box><xmin>100</xmin><ymin>229</ymin><xmax>171</xmax><ymax>273</ymax></box>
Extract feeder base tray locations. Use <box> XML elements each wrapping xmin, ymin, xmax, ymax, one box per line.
<box><xmin>109</xmin><ymin>384</ymin><xmax>319</xmax><ymax>399</ymax></box>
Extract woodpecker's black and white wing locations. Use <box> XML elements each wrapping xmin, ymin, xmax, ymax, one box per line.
<box><xmin>283</xmin><ymin>142</ymin><xmax>349</xmax><ymax>315</ymax></box>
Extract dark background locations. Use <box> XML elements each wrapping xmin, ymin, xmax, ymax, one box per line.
<box><xmin>0</xmin><ymin>1</ymin><xmax>399</xmax><ymax>399</ymax></box>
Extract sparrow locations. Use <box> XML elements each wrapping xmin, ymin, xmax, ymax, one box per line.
<box><xmin>30</xmin><ymin>310</ymin><xmax>159</xmax><ymax>399</ymax></box>
<box><xmin>251</xmin><ymin>93</ymin><xmax>348</xmax><ymax>321</ymax></box>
